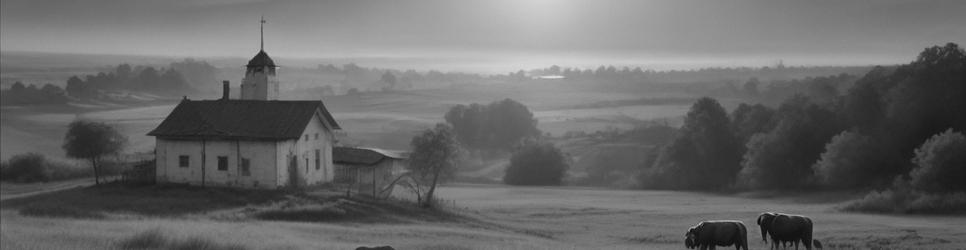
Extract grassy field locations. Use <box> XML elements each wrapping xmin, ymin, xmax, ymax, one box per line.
<box><xmin>1</xmin><ymin>82</ymin><xmax>694</xmax><ymax>160</ymax></box>
<box><xmin>2</xmin><ymin>182</ymin><xmax>964</xmax><ymax>250</ymax></box>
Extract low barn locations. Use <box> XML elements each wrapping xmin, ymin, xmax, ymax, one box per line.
<box><xmin>333</xmin><ymin>147</ymin><xmax>408</xmax><ymax>197</ymax></box>
<box><xmin>148</xmin><ymin>98</ymin><xmax>340</xmax><ymax>189</ymax></box>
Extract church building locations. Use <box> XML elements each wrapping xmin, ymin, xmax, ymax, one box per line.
<box><xmin>148</xmin><ymin>19</ymin><xmax>340</xmax><ymax>189</ymax></box>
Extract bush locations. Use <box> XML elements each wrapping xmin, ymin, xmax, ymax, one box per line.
<box><xmin>813</xmin><ymin>131</ymin><xmax>898</xmax><ymax>188</ymax></box>
<box><xmin>909</xmin><ymin>129</ymin><xmax>966</xmax><ymax>193</ymax></box>
<box><xmin>0</xmin><ymin>153</ymin><xmax>86</xmax><ymax>182</ymax></box>
<box><xmin>842</xmin><ymin>179</ymin><xmax>966</xmax><ymax>214</ymax></box>
<box><xmin>504</xmin><ymin>139</ymin><xmax>569</xmax><ymax>186</ymax></box>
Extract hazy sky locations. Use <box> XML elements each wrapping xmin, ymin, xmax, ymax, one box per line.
<box><xmin>2</xmin><ymin>0</ymin><xmax>965</xmax><ymax>72</ymax></box>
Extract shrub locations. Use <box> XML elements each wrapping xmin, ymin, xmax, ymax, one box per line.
<box><xmin>909</xmin><ymin>129</ymin><xmax>966</xmax><ymax>193</ymax></box>
<box><xmin>0</xmin><ymin>153</ymin><xmax>86</xmax><ymax>182</ymax></box>
<box><xmin>504</xmin><ymin>139</ymin><xmax>569</xmax><ymax>186</ymax></box>
<box><xmin>842</xmin><ymin>178</ymin><xmax>966</xmax><ymax>214</ymax></box>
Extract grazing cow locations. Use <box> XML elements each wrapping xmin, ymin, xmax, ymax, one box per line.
<box><xmin>684</xmin><ymin>220</ymin><xmax>749</xmax><ymax>250</ymax></box>
<box><xmin>355</xmin><ymin>246</ymin><xmax>394</xmax><ymax>250</ymax></box>
<box><xmin>757</xmin><ymin>212</ymin><xmax>823</xmax><ymax>249</ymax></box>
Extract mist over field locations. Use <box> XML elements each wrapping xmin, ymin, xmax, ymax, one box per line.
<box><xmin>2</xmin><ymin>0</ymin><xmax>966</xmax><ymax>249</ymax></box>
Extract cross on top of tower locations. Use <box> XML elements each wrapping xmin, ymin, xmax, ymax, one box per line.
<box><xmin>260</xmin><ymin>16</ymin><xmax>266</xmax><ymax>51</ymax></box>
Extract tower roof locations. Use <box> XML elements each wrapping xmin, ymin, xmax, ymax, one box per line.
<box><xmin>247</xmin><ymin>50</ymin><xmax>276</xmax><ymax>67</ymax></box>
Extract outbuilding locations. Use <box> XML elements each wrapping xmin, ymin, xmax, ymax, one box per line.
<box><xmin>333</xmin><ymin>147</ymin><xmax>408</xmax><ymax>197</ymax></box>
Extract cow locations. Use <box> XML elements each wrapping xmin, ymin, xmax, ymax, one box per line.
<box><xmin>685</xmin><ymin>220</ymin><xmax>749</xmax><ymax>250</ymax></box>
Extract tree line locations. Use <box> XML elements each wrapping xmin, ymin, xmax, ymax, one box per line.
<box><xmin>639</xmin><ymin>43</ymin><xmax>965</xmax><ymax>213</ymax></box>
<box><xmin>0</xmin><ymin>82</ymin><xmax>69</xmax><ymax>105</ymax></box>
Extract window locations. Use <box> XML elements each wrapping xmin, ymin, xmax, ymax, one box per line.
<box><xmin>315</xmin><ymin>149</ymin><xmax>320</xmax><ymax>170</ymax></box>
<box><xmin>314</xmin><ymin>133</ymin><xmax>319</xmax><ymax>140</ymax></box>
<box><xmin>304</xmin><ymin>134</ymin><xmax>308</xmax><ymax>141</ymax></box>
<box><xmin>179</xmin><ymin>155</ymin><xmax>190</xmax><ymax>168</ymax></box>
<box><xmin>240</xmin><ymin>158</ymin><xmax>251</xmax><ymax>176</ymax></box>
<box><xmin>305</xmin><ymin>158</ymin><xmax>309</xmax><ymax>172</ymax></box>
<box><xmin>217</xmin><ymin>156</ymin><xmax>228</xmax><ymax>171</ymax></box>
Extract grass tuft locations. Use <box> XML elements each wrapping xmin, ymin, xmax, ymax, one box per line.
<box><xmin>115</xmin><ymin>229</ymin><xmax>168</xmax><ymax>249</ymax></box>
<box><xmin>115</xmin><ymin>229</ymin><xmax>248</xmax><ymax>250</ymax></box>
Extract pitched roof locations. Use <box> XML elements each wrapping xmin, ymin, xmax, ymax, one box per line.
<box><xmin>148</xmin><ymin>99</ymin><xmax>339</xmax><ymax>140</ymax></box>
<box><xmin>334</xmin><ymin>147</ymin><xmax>408</xmax><ymax>166</ymax></box>
<box><xmin>247</xmin><ymin>50</ymin><xmax>276</xmax><ymax>67</ymax></box>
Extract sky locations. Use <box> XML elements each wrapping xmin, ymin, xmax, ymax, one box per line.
<box><xmin>2</xmin><ymin>0</ymin><xmax>965</xmax><ymax>72</ymax></box>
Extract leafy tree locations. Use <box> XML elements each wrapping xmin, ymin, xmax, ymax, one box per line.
<box><xmin>63</xmin><ymin>120</ymin><xmax>127</xmax><ymax>185</ymax></box>
<box><xmin>444</xmin><ymin>103</ymin><xmax>488</xmax><ymax>150</ymax></box>
<box><xmin>137</xmin><ymin>67</ymin><xmax>161</xmax><ymax>91</ymax></box>
<box><xmin>813</xmin><ymin>131</ymin><xmax>898</xmax><ymax>188</ymax></box>
<box><xmin>909</xmin><ymin>129</ymin><xmax>966</xmax><ymax>193</ymax></box>
<box><xmin>10</xmin><ymin>81</ymin><xmax>26</xmax><ymax>92</ymax></box>
<box><xmin>504</xmin><ymin>139</ymin><xmax>569</xmax><ymax>186</ymax></box>
<box><xmin>380</xmin><ymin>71</ymin><xmax>398</xmax><ymax>91</ymax></box>
<box><xmin>408</xmin><ymin>123</ymin><xmax>461</xmax><ymax>207</ymax></box>
<box><xmin>730</xmin><ymin>103</ymin><xmax>776</xmax><ymax>144</ymax></box>
<box><xmin>444</xmin><ymin>99</ymin><xmax>540</xmax><ymax>153</ymax></box>
<box><xmin>65</xmin><ymin>75</ymin><xmax>93</xmax><ymax>98</ymax></box>
<box><xmin>642</xmin><ymin>97</ymin><xmax>741</xmax><ymax>189</ymax></box>
<box><xmin>487</xmin><ymin>99</ymin><xmax>540</xmax><ymax>150</ymax></box>
<box><xmin>742</xmin><ymin>77</ymin><xmax>760</xmax><ymax>97</ymax></box>
<box><xmin>737</xmin><ymin>95</ymin><xmax>842</xmax><ymax>189</ymax></box>
<box><xmin>882</xmin><ymin>43</ymin><xmax>966</xmax><ymax>162</ymax></box>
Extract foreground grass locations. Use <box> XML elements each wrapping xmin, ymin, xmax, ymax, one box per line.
<box><xmin>3</xmin><ymin>184</ymin><xmax>966</xmax><ymax>249</ymax></box>
<box><xmin>1</xmin><ymin>183</ymin><xmax>289</xmax><ymax>218</ymax></box>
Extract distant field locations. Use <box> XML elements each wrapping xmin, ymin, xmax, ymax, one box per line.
<box><xmin>2</xmin><ymin>82</ymin><xmax>695</xmax><ymax>159</ymax></box>
<box><xmin>1</xmin><ymin>183</ymin><xmax>964</xmax><ymax>249</ymax></box>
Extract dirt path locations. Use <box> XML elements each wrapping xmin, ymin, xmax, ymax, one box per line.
<box><xmin>0</xmin><ymin>178</ymin><xmax>95</xmax><ymax>201</ymax></box>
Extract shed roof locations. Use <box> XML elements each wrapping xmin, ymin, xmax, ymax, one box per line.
<box><xmin>333</xmin><ymin>147</ymin><xmax>408</xmax><ymax>166</ymax></box>
<box><xmin>148</xmin><ymin>99</ymin><xmax>339</xmax><ymax>140</ymax></box>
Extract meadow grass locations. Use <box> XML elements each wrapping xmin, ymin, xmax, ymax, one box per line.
<box><xmin>2</xmin><ymin>183</ymin><xmax>288</xmax><ymax>218</ymax></box>
<box><xmin>3</xmin><ymin>183</ymin><xmax>966</xmax><ymax>249</ymax></box>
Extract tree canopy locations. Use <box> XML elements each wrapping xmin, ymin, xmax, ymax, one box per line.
<box><xmin>444</xmin><ymin>98</ymin><xmax>540</xmax><ymax>153</ymax></box>
<box><xmin>407</xmin><ymin>123</ymin><xmax>461</xmax><ymax>207</ymax></box>
<box><xmin>504</xmin><ymin>139</ymin><xmax>569</xmax><ymax>186</ymax></box>
<box><xmin>63</xmin><ymin>120</ymin><xmax>127</xmax><ymax>185</ymax></box>
<box><xmin>641</xmin><ymin>97</ymin><xmax>741</xmax><ymax>189</ymax></box>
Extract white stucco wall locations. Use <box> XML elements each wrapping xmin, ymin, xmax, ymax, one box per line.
<box><xmin>154</xmin><ymin>110</ymin><xmax>336</xmax><ymax>189</ymax></box>
<box><xmin>156</xmin><ymin>138</ymin><xmax>277</xmax><ymax>188</ymax></box>
<box><xmin>275</xmin><ymin>112</ymin><xmax>335</xmax><ymax>187</ymax></box>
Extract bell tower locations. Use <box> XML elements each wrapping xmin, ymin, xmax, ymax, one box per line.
<box><xmin>240</xmin><ymin>16</ymin><xmax>279</xmax><ymax>100</ymax></box>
